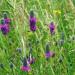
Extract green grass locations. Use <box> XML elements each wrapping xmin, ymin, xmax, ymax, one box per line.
<box><xmin>0</xmin><ymin>0</ymin><xmax>75</xmax><ymax>75</ymax></box>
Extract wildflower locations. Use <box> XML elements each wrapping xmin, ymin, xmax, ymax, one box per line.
<box><xmin>27</xmin><ymin>54</ymin><xmax>35</xmax><ymax>65</ymax></box>
<box><xmin>49</xmin><ymin>22</ymin><xmax>55</xmax><ymax>35</ymax></box>
<box><xmin>0</xmin><ymin>19</ymin><xmax>9</xmax><ymax>35</ymax></box>
<box><xmin>45</xmin><ymin>44</ymin><xmax>55</xmax><ymax>59</ymax></box>
<box><xmin>21</xmin><ymin>57</ymin><xmax>31</xmax><ymax>72</ymax></box>
<box><xmin>1</xmin><ymin>24</ymin><xmax>9</xmax><ymax>35</ymax></box>
<box><xmin>3</xmin><ymin>13</ymin><xmax>11</xmax><ymax>24</ymax></box>
<box><xmin>29</xmin><ymin>10</ymin><xmax>36</xmax><ymax>32</ymax></box>
<box><xmin>45</xmin><ymin>51</ymin><xmax>55</xmax><ymax>59</ymax></box>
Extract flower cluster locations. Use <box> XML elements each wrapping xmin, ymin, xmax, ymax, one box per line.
<box><xmin>45</xmin><ymin>43</ymin><xmax>55</xmax><ymax>60</ymax></box>
<box><xmin>20</xmin><ymin>10</ymin><xmax>66</xmax><ymax>72</ymax></box>
<box><xmin>0</xmin><ymin>13</ymin><xmax>11</xmax><ymax>35</ymax></box>
<box><xmin>21</xmin><ymin>57</ymin><xmax>31</xmax><ymax>72</ymax></box>
<box><xmin>29</xmin><ymin>11</ymin><xmax>36</xmax><ymax>32</ymax></box>
<box><xmin>49</xmin><ymin>22</ymin><xmax>55</xmax><ymax>35</ymax></box>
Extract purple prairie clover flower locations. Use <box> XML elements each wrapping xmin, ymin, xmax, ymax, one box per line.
<box><xmin>45</xmin><ymin>43</ymin><xmax>55</xmax><ymax>59</ymax></box>
<box><xmin>0</xmin><ymin>19</ymin><xmax>10</xmax><ymax>35</ymax></box>
<box><xmin>45</xmin><ymin>51</ymin><xmax>55</xmax><ymax>59</ymax></box>
<box><xmin>29</xmin><ymin>11</ymin><xmax>36</xmax><ymax>31</ymax></box>
<box><xmin>21</xmin><ymin>58</ymin><xmax>31</xmax><ymax>72</ymax></box>
<box><xmin>3</xmin><ymin>13</ymin><xmax>11</xmax><ymax>24</ymax></box>
<box><xmin>49</xmin><ymin>22</ymin><xmax>55</xmax><ymax>35</ymax></box>
<box><xmin>29</xmin><ymin>17</ymin><xmax>36</xmax><ymax>31</ymax></box>
<box><xmin>21</xmin><ymin>66</ymin><xmax>31</xmax><ymax>72</ymax></box>
<box><xmin>4</xmin><ymin>18</ymin><xmax>11</xmax><ymax>24</ymax></box>
<box><xmin>27</xmin><ymin>54</ymin><xmax>35</xmax><ymax>65</ymax></box>
<box><xmin>1</xmin><ymin>24</ymin><xmax>9</xmax><ymax>35</ymax></box>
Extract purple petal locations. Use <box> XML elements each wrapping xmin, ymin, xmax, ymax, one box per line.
<box><xmin>29</xmin><ymin>17</ymin><xmax>36</xmax><ymax>31</ymax></box>
<box><xmin>28</xmin><ymin>58</ymin><xmax>35</xmax><ymax>64</ymax></box>
<box><xmin>1</xmin><ymin>24</ymin><xmax>9</xmax><ymax>35</ymax></box>
<box><xmin>45</xmin><ymin>51</ymin><xmax>55</xmax><ymax>58</ymax></box>
<box><xmin>4</xmin><ymin>18</ymin><xmax>11</xmax><ymax>24</ymax></box>
<box><xmin>21</xmin><ymin>66</ymin><xmax>31</xmax><ymax>72</ymax></box>
<box><xmin>49</xmin><ymin>22</ymin><xmax>55</xmax><ymax>34</ymax></box>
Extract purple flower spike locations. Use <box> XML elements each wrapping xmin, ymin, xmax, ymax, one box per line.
<box><xmin>1</xmin><ymin>24</ymin><xmax>9</xmax><ymax>35</ymax></box>
<box><xmin>45</xmin><ymin>51</ymin><xmax>55</xmax><ymax>59</ymax></box>
<box><xmin>45</xmin><ymin>51</ymin><xmax>51</xmax><ymax>58</ymax></box>
<box><xmin>29</xmin><ymin>17</ymin><xmax>36</xmax><ymax>31</ymax></box>
<box><xmin>29</xmin><ymin>11</ymin><xmax>36</xmax><ymax>32</ymax></box>
<box><xmin>21</xmin><ymin>57</ymin><xmax>31</xmax><ymax>72</ymax></box>
<box><xmin>49</xmin><ymin>22</ymin><xmax>55</xmax><ymax>35</ymax></box>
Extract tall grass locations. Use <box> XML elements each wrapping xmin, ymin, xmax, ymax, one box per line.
<box><xmin>0</xmin><ymin>0</ymin><xmax>75</xmax><ymax>75</ymax></box>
